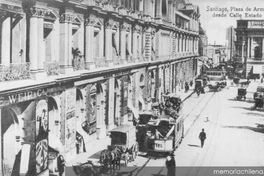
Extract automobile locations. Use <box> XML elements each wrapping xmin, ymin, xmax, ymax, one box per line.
<box><xmin>236</xmin><ymin>88</ymin><xmax>247</xmax><ymax>100</ymax></box>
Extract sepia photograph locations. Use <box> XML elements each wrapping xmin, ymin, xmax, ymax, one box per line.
<box><xmin>0</xmin><ymin>0</ymin><xmax>263</xmax><ymax>176</ymax></box>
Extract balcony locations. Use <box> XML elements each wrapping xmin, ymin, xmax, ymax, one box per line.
<box><xmin>247</xmin><ymin>58</ymin><xmax>264</xmax><ymax>63</ymax></box>
<box><xmin>0</xmin><ymin>62</ymin><xmax>30</xmax><ymax>82</ymax></box>
<box><xmin>44</xmin><ymin>61</ymin><xmax>60</xmax><ymax>76</ymax></box>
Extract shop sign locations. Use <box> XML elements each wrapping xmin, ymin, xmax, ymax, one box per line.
<box><xmin>0</xmin><ymin>86</ymin><xmax>65</xmax><ymax>107</ymax></box>
<box><xmin>248</xmin><ymin>21</ymin><xmax>264</xmax><ymax>28</ymax></box>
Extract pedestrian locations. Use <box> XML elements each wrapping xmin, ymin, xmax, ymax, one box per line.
<box><xmin>166</xmin><ymin>153</ymin><xmax>176</xmax><ymax>176</ymax></box>
<box><xmin>57</xmin><ymin>154</ymin><xmax>66</xmax><ymax>176</ymax></box>
<box><xmin>199</xmin><ymin>129</ymin><xmax>206</xmax><ymax>148</ymax></box>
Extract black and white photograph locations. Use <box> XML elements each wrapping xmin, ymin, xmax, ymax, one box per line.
<box><xmin>0</xmin><ymin>0</ymin><xmax>264</xmax><ymax>176</ymax></box>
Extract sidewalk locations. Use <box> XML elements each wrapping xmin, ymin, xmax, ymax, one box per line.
<box><xmin>67</xmin><ymin>87</ymin><xmax>196</xmax><ymax>166</ymax></box>
<box><xmin>66</xmin><ymin>135</ymin><xmax>111</xmax><ymax>166</ymax></box>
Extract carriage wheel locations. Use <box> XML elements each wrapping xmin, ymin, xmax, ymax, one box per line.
<box><xmin>132</xmin><ymin>143</ymin><xmax>139</xmax><ymax>160</ymax></box>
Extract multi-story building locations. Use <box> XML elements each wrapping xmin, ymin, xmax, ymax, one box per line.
<box><xmin>226</xmin><ymin>26</ymin><xmax>236</xmax><ymax>61</ymax></box>
<box><xmin>206</xmin><ymin>45</ymin><xmax>227</xmax><ymax>67</ymax></box>
<box><xmin>235</xmin><ymin>20</ymin><xmax>264</xmax><ymax>78</ymax></box>
<box><xmin>0</xmin><ymin>0</ymin><xmax>200</xmax><ymax>175</ymax></box>
<box><xmin>199</xmin><ymin>24</ymin><xmax>208</xmax><ymax>57</ymax></box>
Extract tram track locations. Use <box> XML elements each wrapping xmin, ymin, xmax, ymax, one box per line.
<box><xmin>134</xmin><ymin>90</ymin><xmax>219</xmax><ymax>176</ymax></box>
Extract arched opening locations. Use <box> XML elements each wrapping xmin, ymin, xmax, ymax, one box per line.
<box><xmin>75</xmin><ymin>88</ymin><xmax>87</xmax><ymax>154</ymax></box>
<box><xmin>1</xmin><ymin>107</ymin><xmax>21</xmax><ymax>176</ymax></box>
<box><xmin>95</xmin><ymin>83</ymin><xmax>106</xmax><ymax>139</ymax></box>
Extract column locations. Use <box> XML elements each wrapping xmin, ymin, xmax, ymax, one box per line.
<box><xmin>127</xmin><ymin>30</ymin><xmax>132</xmax><ymax>60</ymax></box>
<box><xmin>120</xmin><ymin>24</ymin><xmax>126</xmax><ymax>61</ymax></box>
<box><xmin>38</xmin><ymin>17</ymin><xmax>44</xmax><ymax>70</ymax></box>
<box><xmin>99</xmin><ymin>25</ymin><xmax>104</xmax><ymax>59</ymax></box>
<box><xmin>247</xmin><ymin>37</ymin><xmax>250</xmax><ymax>58</ymax></box>
<box><xmin>84</xmin><ymin>22</ymin><xmax>94</xmax><ymax>63</ymax></box>
<box><xmin>175</xmin><ymin>33</ymin><xmax>178</xmax><ymax>55</ymax></box>
<box><xmin>105</xmin><ymin>26</ymin><xmax>112</xmax><ymax>61</ymax></box>
<box><xmin>155</xmin><ymin>0</ymin><xmax>162</xmax><ymax>18</ymax></box>
<box><xmin>132</xmin><ymin>28</ymin><xmax>138</xmax><ymax>60</ymax></box>
<box><xmin>179</xmin><ymin>34</ymin><xmax>182</xmax><ymax>54</ymax></box>
<box><xmin>59</xmin><ymin>22</ymin><xmax>69</xmax><ymax>67</ymax></box>
<box><xmin>29</xmin><ymin>15</ymin><xmax>38</xmax><ymax>70</ymax></box>
<box><xmin>1</xmin><ymin>16</ymin><xmax>11</xmax><ymax>66</ymax></box>
<box><xmin>107</xmin><ymin>77</ymin><xmax>115</xmax><ymax>130</ymax></box>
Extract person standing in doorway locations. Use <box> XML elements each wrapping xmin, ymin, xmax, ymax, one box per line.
<box><xmin>199</xmin><ymin>128</ymin><xmax>206</xmax><ymax>148</ymax></box>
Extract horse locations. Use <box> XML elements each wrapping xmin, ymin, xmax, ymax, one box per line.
<box><xmin>99</xmin><ymin>149</ymin><xmax>112</xmax><ymax>168</ymax></box>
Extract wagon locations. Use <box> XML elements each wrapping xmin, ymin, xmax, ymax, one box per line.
<box><xmin>109</xmin><ymin>125</ymin><xmax>138</xmax><ymax>165</ymax></box>
<box><xmin>236</xmin><ymin>88</ymin><xmax>247</xmax><ymax>100</ymax></box>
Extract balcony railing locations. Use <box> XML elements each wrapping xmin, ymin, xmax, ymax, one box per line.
<box><xmin>0</xmin><ymin>62</ymin><xmax>30</xmax><ymax>82</ymax></box>
<box><xmin>44</xmin><ymin>61</ymin><xmax>60</xmax><ymax>76</ymax></box>
<box><xmin>73</xmin><ymin>56</ymin><xmax>85</xmax><ymax>71</ymax></box>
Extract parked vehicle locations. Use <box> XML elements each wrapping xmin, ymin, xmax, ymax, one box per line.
<box><xmin>253</xmin><ymin>86</ymin><xmax>264</xmax><ymax>100</ymax></box>
<box><xmin>195</xmin><ymin>79</ymin><xmax>205</xmax><ymax>93</ymax></box>
<box><xmin>254</xmin><ymin>96</ymin><xmax>264</xmax><ymax>109</ymax></box>
<box><xmin>236</xmin><ymin>88</ymin><xmax>247</xmax><ymax>100</ymax></box>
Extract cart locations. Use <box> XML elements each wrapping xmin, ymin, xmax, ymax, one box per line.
<box><xmin>109</xmin><ymin>125</ymin><xmax>138</xmax><ymax>165</ymax></box>
<box><xmin>236</xmin><ymin>88</ymin><xmax>247</xmax><ymax>100</ymax></box>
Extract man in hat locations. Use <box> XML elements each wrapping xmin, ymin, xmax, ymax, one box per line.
<box><xmin>199</xmin><ymin>129</ymin><xmax>207</xmax><ymax>148</ymax></box>
<box><xmin>166</xmin><ymin>152</ymin><xmax>176</xmax><ymax>176</ymax></box>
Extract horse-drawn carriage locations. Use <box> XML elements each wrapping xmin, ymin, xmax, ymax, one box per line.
<box><xmin>100</xmin><ymin>125</ymin><xmax>138</xmax><ymax>168</ymax></box>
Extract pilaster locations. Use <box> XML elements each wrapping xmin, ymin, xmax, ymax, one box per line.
<box><xmin>1</xmin><ymin>17</ymin><xmax>11</xmax><ymax>66</ymax></box>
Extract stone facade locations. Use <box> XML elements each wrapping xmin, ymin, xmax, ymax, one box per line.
<box><xmin>0</xmin><ymin>0</ymin><xmax>200</xmax><ymax>175</ymax></box>
<box><xmin>235</xmin><ymin>20</ymin><xmax>264</xmax><ymax>78</ymax></box>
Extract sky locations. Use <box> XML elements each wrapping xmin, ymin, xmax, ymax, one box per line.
<box><xmin>189</xmin><ymin>0</ymin><xmax>264</xmax><ymax>45</ymax></box>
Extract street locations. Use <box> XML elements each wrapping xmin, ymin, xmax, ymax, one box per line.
<box><xmin>106</xmin><ymin>83</ymin><xmax>264</xmax><ymax>176</ymax></box>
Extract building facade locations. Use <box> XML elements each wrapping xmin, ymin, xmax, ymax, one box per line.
<box><xmin>226</xmin><ymin>26</ymin><xmax>236</xmax><ymax>61</ymax></box>
<box><xmin>235</xmin><ymin>20</ymin><xmax>264</xmax><ymax>77</ymax></box>
<box><xmin>206</xmin><ymin>45</ymin><xmax>228</xmax><ymax>67</ymax></box>
<box><xmin>0</xmin><ymin>0</ymin><xmax>200</xmax><ymax>175</ymax></box>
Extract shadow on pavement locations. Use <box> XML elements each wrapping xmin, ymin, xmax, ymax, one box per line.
<box><xmin>223</xmin><ymin>125</ymin><xmax>264</xmax><ymax>134</ymax></box>
<box><xmin>230</xmin><ymin>106</ymin><xmax>253</xmax><ymax>111</ymax></box>
<box><xmin>244</xmin><ymin>112</ymin><xmax>264</xmax><ymax>118</ymax></box>
<box><xmin>187</xmin><ymin>144</ymin><xmax>200</xmax><ymax>148</ymax></box>
<box><xmin>228</xmin><ymin>98</ymin><xmax>254</xmax><ymax>104</ymax></box>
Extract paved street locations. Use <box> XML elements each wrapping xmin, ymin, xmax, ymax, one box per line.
<box><xmin>103</xmin><ymin>83</ymin><xmax>264</xmax><ymax>176</ymax></box>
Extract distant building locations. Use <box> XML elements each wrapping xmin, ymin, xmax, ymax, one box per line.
<box><xmin>206</xmin><ymin>45</ymin><xmax>228</xmax><ymax>67</ymax></box>
<box><xmin>235</xmin><ymin>20</ymin><xmax>264</xmax><ymax>77</ymax></box>
<box><xmin>226</xmin><ymin>26</ymin><xmax>236</xmax><ymax>61</ymax></box>
<box><xmin>199</xmin><ymin>24</ymin><xmax>208</xmax><ymax>56</ymax></box>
